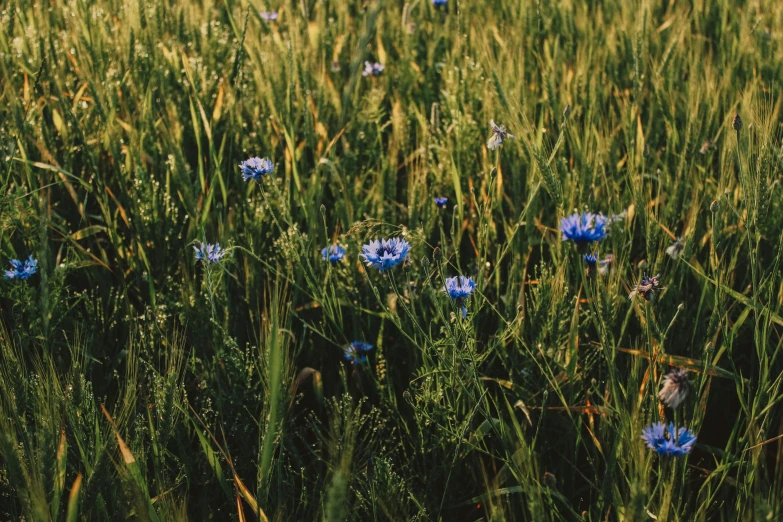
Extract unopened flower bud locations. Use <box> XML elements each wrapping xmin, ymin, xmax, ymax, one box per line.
<box><xmin>732</xmin><ymin>113</ymin><xmax>743</xmax><ymax>132</ymax></box>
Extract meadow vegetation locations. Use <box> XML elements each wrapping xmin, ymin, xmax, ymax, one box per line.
<box><xmin>2</xmin><ymin>0</ymin><xmax>783</xmax><ymax>520</ymax></box>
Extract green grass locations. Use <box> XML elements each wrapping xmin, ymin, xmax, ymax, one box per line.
<box><xmin>2</xmin><ymin>0</ymin><xmax>783</xmax><ymax>519</ymax></box>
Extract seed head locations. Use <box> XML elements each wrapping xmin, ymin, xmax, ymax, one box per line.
<box><xmin>598</xmin><ymin>253</ymin><xmax>614</xmax><ymax>276</ymax></box>
<box><xmin>658</xmin><ymin>368</ymin><xmax>689</xmax><ymax>409</ymax></box>
<box><xmin>629</xmin><ymin>273</ymin><xmax>661</xmax><ymax>302</ymax></box>
<box><xmin>665</xmin><ymin>238</ymin><xmax>685</xmax><ymax>260</ymax></box>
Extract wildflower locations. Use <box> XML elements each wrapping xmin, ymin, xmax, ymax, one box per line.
<box><xmin>239</xmin><ymin>157</ymin><xmax>274</xmax><ymax>181</ymax></box>
<box><xmin>598</xmin><ymin>254</ymin><xmax>614</xmax><ymax>276</ymax></box>
<box><xmin>629</xmin><ymin>273</ymin><xmax>661</xmax><ymax>301</ymax></box>
<box><xmin>665</xmin><ymin>238</ymin><xmax>685</xmax><ymax>260</ymax></box>
<box><xmin>4</xmin><ymin>255</ymin><xmax>37</xmax><ymax>280</ymax></box>
<box><xmin>699</xmin><ymin>140</ymin><xmax>717</xmax><ymax>154</ymax></box>
<box><xmin>732</xmin><ymin>113</ymin><xmax>743</xmax><ymax>132</ymax></box>
<box><xmin>362</xmin><ymin>61</ymin><xmax>384</xmax><ymax>77</ymax></box>
<box><xmin>601</xmin><ymin>209</ymin><xmax>627</xmax><ymax>227</ymax></box>
<box><xmin>444</xmin><ymin>275</ymin><xmax>476</xmax><ymax>318</ymax></box>
<box><xmin>559</xmin><ymin>212</ymin><xmax>608</xmax><ymax>244</ymax></box>
<box><xmin>259</xmin><ymin>11</ymin><xmax>278</xmax><ymax>21</ymax></box>
<box><xmin>344</xmin><ymin>341</ymin><xmax>374</xmax><ymax>364</ymax></box>
<box><xmin>641</xmin><ymin>422</ymin><xmax>696</xmax><ymax>456</ymax></box>
<box><xmin>360</xmin><ymin>237</ymin><xmax>410</xmax><ymax>272</ymax></box>
<box><xmin>194</xmin><ymin>242</ymin><xmax>225</xmax><ymax>263</ymax></box>
<box><xmin>432</xmin><ymin>0</ymin><xmax>447</xmax><ymax>5</ymax></box>
<box><xmin>487</xmin><ymin>120</ymin><xmax>515</xmax><ymax>150</ymax></box>
<box><xmin>434</xmin><ymin>197</ymin><xmax>449</xmax><ymax>208</ymax></box>
<box><xmin>658</xmin><ymin>368</ymin><xmax>689</xmax><ymax>409</ymax></box>
<box><xmin>321</xmin><ymin>245</ymin><xmax>346</xmax><ymax>263</ymax></box>
<box><xmin>584</xmin><ymin>253</ymin><xmax>598</xmax><ymax>276</ymax></box>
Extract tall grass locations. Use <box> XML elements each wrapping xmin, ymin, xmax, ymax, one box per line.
<box><xmin>2</xmin><ymin>0</ymin><xmax>783</xmax><ymax>519</ymax></box>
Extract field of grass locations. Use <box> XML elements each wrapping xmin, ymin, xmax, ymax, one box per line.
<box><xmin>2</xmin><ymin>0</ymin><xmax>783</xmax><ymax>520</ymax></box>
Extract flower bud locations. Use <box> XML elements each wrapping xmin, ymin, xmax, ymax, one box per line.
<box><xmin>732</xmin><ymin>113</ymin><xmax>743</xmax><ymax>132</ymax></box>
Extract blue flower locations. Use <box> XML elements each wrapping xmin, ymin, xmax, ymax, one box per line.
<box><xmin>259</xmin><ymin>11</ymin><xmax>278</xmax><ymax>21</ymax></box>
<box><xmin>4</xmin><ymin>255</ymin><xmax>37</xmax><ymax>280</ymax></box>
<box><xmin>434</xmin><ymin>197</ymin><xmax>448</xmax><ymax>208</ymax></box>
<box><xmin>344</xmin><ymin>341</ymin><xmax>374</xmax><ymax>364</ymax></box>
<box><xmin>362</xmin><ymin>61</ymin><xmax>384</xmax><ymax>77</ymax></box>
<box><xmin>433</xmin><ymin>0</ymin><xmax>447</xmax><ymax>5</ymax></box>
<box><xmin>444</xmin><ymin>275</ymin><xmax>476</xmax><ymax>318</ymax></box>
<box><xmin>641</xmin><ymin>422</ymin><xmax>696</xmax><ymax>456</ymax></box>
<box><xmin>583</xmin><ymin>253</ymin><xmax>598</xmax><ymax>276</ymax></box>
<box><xmin>360</xmin><ymin>237</ymin><xmax>410</xmax><ymax>272</ymax></box>
<box><xmin>239</xmin><ymin>157</ymin><xmax>274</xmax><ymax>181</ymax></box>
<box><xmin>321</xmin><ymin>245</ymin><xmax>345</xmax><ymax>263</ymax></box>
<box><xmin>559</xmin><ymin>212</ymin><xmax>608</xmax><ymax>243</ymax></box>
<box><xmin>194</xmin><ymin>242</ymin><xmax>225</xmax><ymax>263</ymax></box>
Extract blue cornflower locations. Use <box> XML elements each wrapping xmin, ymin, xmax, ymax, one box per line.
<box><xmin>362</xmin><ymin>61</ymin><xmax>384</xmax><ymax>77</ymax></box>
<box><xmin>559</xmin><ymin>212</ymin><xmax>608</xmax><ymax>244</ymax></box>
<box><xmin>239</xmin><ymin>157</ymin><xmax>274</xmax><ymax>181</ymax></box>
<box><xmin>360</xmin><ymin>237</ymin><xmax>410</xmax><ymax>272</ymax></box>
<box><xmin>344</xmin><ymin>341</ymin><xmax>374</xmax><ymax>364</ymax></box>
<box><xmin>4</xmin><ymin>255</ymin><xmax>37</xmax><ymax>280</ymax></box>
<box><xmin>584</xmin><ymin>253</ymin><xmax>598</xmax><ymax>276</ymax></box>
<box><xmin>259</xmin><ymin>11</ymin><xmax>278</xmax><ymax>21</ymax></box>
<box><xmin>444</xmin><ymin>275</ymin><xmax>476</xmax><ymax>318</ymax></box>
<box><xmin>194</xmin><ymin>242</ymin><xmax>225</xmax><ymax>263</ymax></box>
<box><xmin>321</xmin><ymin>245</ymin><xmax>346</xmax><ymax>263</ymax></box>
<box><xmin>434</xmin><ymin>197</ymin><xmax>449</xmax><ymax>208</ymax></box>
<box><xmin>641</xmin><ymin>422</ymin><xmax>696</xmax><ymax>457</ymax></box>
